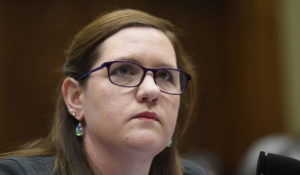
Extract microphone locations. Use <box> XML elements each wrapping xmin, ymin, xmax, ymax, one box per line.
<box><xmin>256</xmin><ymin>151</ymin><xmax>300</xmax><ymax>175</ymax></box>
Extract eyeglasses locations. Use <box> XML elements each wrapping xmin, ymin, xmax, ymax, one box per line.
<box><xmin>77</xmin><ymin>60</ymin><xmax>191</xmax><ymax>95</ymax></box>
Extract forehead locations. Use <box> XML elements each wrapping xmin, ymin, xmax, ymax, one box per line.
<box><xmin>97</xmin><ymin>27</ymin><xmax>177</xmax><ymax>67</ymax></box>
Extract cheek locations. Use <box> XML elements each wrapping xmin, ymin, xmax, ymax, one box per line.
<box><xmin>90</xmin><ymin>85</ymin><xmax>125</xmax><ymax>116</ymax></box>
<box><xmin>165</xmin><ymin>96</ymin><xmax>180</xmax><ymax>128</ymax></box>
<box><xmin>174</xmin><ymin>97</ymin><xmax>180</xmax><ymax>111</ymax></box>
<box><xmin>169</xmin><ymin>96</ymin><xmax>180</xmax><ymax>115</ymax></box>
<box><xmin>83</xmin><ymin>80</ymin><xmax>117</xmax><ymax>118</ymax></box>
<box><xmin>87</xmin><ymin>80</ymin><xmax>136</xmax><ymax>120</ymax></box>
<box><xmin>83</xmin><ymin>83</ymin><xmax>128</xmax><ymax>135</ymax></box>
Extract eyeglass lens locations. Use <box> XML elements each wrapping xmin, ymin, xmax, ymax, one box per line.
<box><xmin>108</xmin><ymin>62</ymin><xmax>187</xmax><ymax>94</ymax></box>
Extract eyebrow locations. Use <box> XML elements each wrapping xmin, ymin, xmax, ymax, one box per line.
<box><xmin>114</xmin><ymin>57</ymin><xmax>177</xmax><ymax>68</ymax></box>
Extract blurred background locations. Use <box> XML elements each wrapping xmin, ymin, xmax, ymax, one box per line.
<box><xmin>0</xmin><ymin>0</ymin><xmax>299</xmax><ymax>174</ymax></box>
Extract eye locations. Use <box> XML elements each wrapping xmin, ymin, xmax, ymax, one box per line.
<box><xmin>156</xmin><ymin>70</ymin><xmax>173</xmax><ymax>82</ymax></box>
<box><xmin>110</xmin><ymin>64</ymin><xmax>138</xmax><ymax>76</ymax></box>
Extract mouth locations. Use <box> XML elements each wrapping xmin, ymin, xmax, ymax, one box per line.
<box><xmin>133</xmin><ymin>111</ymin><xmax>159</xmax><ymax>122</ymax></box>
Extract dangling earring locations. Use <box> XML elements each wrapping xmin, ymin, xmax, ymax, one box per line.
<box><xmin>75</xmin><ymin>122</ymin><xmax>83</xmax><ymax>136</ymax></box>
<box><xmin>70</xmin><ymin>110</ymin><xmax>83</xmax><ymax>137</ymax></box>
<box><xmin>167</xmin><ymin>139</ymin><xmax>173</xmax><ymax>147</ymax></box>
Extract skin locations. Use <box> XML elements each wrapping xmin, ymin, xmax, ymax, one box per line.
<box><xmin>62</xmin><ymin>27</ymin><xmax>180</xmax><ymax>175</ymax></box>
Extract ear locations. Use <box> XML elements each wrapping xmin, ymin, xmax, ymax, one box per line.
<box><xmin>62</xmin><ymin>77</ymin><xmax>84</xmax><ymax>121</ymax></box>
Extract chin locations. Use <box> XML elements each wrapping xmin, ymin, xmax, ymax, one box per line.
<box><xmin>126</xmin><ymin>134</ymin><xmax>166</xmax><ymax>154</ymax></box>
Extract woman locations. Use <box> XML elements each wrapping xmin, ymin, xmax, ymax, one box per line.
<box><xmin>0</xmin><ymin>9</ymin><xmax>207</xmax><ymax>175</ymax></box>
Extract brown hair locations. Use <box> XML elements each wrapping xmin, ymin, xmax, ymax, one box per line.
<box><xmin>1</xmin><ymin>9</ymin><xmax>198</xmax><ymax>175</ymax></box>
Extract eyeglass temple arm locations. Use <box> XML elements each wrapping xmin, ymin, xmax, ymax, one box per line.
<box><xmin>77</xmin><ymin>64</ymin><xmax>105</xmax><ymax>80</ymax></box>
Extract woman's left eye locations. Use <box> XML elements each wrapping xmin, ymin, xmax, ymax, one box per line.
<box><xmin>157</xmin><ymin>70</ymin><xmax>173</xmax><ymax>81</ymax></box>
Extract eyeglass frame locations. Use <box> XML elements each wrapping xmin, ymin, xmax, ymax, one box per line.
<box><xmin>76</xmin><ymin>60</ymin><xmax>191</xmax><ymax>95</ymax></box>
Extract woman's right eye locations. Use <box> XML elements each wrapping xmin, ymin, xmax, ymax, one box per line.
<box><xmin>110</xmin><ymin>64</ymin><xmax>136</xmax><ymax>76</ymax></box>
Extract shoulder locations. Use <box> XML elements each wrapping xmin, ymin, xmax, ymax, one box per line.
<box><xmin>181</xmin><ymin>158</ymin><xmax>209</xmax><ymax>175</ymax></box>
<box><xmin>0</xmin><ymin>156</ymin><xmax>56</xmax><ymax>175</ymax></box>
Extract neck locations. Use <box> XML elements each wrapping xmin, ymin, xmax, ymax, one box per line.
<box><xmin>83</xmin><ymin>136</ymin><xmax>155</xmax><ymax>175</ymax></box>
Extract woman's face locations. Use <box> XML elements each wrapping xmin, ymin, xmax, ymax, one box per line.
<box><xmin>80</xmin><ymin>27</ymin><xmax>180</xmax><ymax>155</ymax></box>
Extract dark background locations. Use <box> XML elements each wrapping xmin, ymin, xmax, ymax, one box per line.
<box><xmin>0</xmin><ymin>0</ymin><xmax>284</xmax><ymax>174</ymax></box>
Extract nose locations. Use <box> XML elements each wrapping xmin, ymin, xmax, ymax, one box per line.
<box><xmin>136</xmin><ymin>73</ymin><xmax>161</xmax><ymax>103</ymax></box>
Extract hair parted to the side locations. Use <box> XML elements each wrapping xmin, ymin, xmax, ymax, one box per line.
<box><xmin>0</xmin><ymin>9</ymin><xmax>198</xmax><ymax>175</ymax></box>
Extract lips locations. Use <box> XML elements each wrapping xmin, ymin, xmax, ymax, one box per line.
<box><xmin>133</xmin><ymin>111</ymin><xmax>159</xmax><ymax>122</ymax></box>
